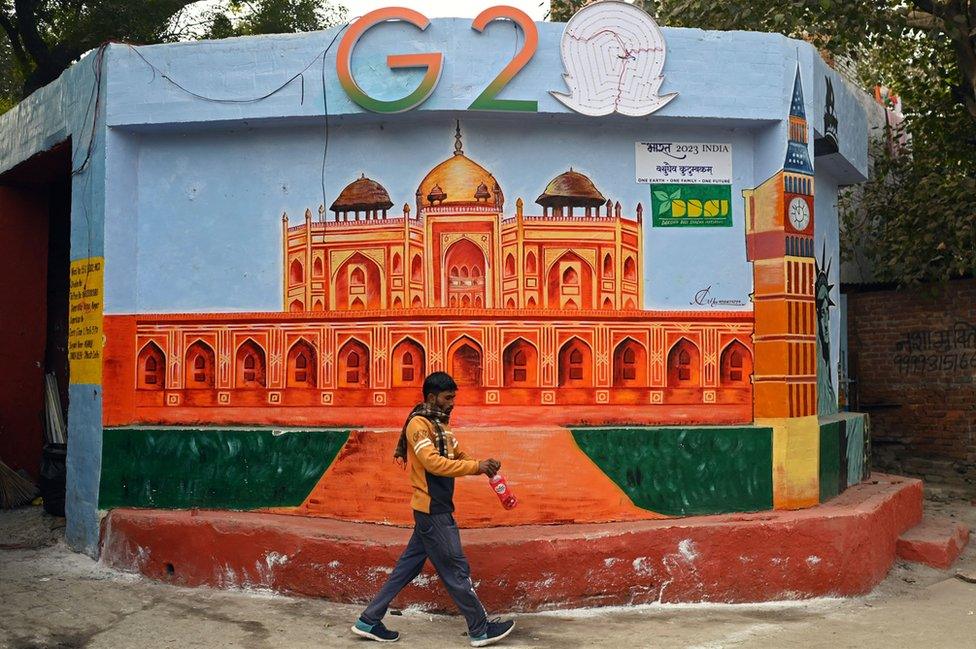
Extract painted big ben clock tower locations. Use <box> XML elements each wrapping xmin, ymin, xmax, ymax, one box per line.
<box><xmin>744</xmin><ymin>67</ymin><xmax>817</xmax><ymax>421</ymax></box>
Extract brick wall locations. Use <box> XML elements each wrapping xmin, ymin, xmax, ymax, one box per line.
<box><xmin>846</xmin><ymin>279</ymin><xmax>976</xmax><ymax>489</ymax></box>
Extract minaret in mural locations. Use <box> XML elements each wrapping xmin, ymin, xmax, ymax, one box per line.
<box><xmin>744</xmin><ymin>67</ymin><xmax>817</xmax><ymax>419</ymax></box>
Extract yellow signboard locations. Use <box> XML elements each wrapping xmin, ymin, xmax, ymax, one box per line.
<box><xmin>68</xmin><ymin>257</ymin><xmax>104</xmax><ymax>385</ymax></box>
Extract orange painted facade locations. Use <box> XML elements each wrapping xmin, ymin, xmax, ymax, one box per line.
<box><xmin>103</xmin><ymin>125</ymin><xmax>755</xmax><ymax>426</ymax></box>
<box><xmin>103</xmin><ymin>308</ymin><xmax>754</xmax><ymax>425</ymax></box>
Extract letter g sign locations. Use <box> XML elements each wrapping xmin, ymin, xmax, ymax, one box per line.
<box><xmin>335</xmin><ymin>7</ymin><xmax>443</xmax><ymax>114</ymax></box>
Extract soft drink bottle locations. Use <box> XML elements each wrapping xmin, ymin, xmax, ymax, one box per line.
<box><xmin>489</xmin><ymin>474</ymin><xmax>517</xmax><ymax>509</ymax></box>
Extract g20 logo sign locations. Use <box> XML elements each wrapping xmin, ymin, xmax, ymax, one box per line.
<box><xmin>336</xmin><ymin>6</ymin><xmax>539</xmax><ymax>114</ymax></box>
<box><xmin>335</xmin><ymin>2</ymin><xmax>677</xmax><ymax>117</ymax></box>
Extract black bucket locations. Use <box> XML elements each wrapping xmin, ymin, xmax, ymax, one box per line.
<box><xmin>40</xmin><ymin>443</ymin><xmax>67</xmax><ymax>517</ymax></box>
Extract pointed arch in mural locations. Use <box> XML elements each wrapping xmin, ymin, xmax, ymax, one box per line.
<box><xmin>235</xmin><ymin>339</ymin><xmax>266</xmax><ymax>388</ymax></box>
<box><xmin>547</xmin><ymin>251</ymin><xmax>593</xmax><ymax>309</ymax></box>
<box><xmin>392</xmin><ymin>337</ymin><xmax>425</xmax><ymax>387</ymax></box>
<box><xmin>290</xmin><ymin>259</ymin><xmax>303</xmax><ymax>285</ymax></box>
<box><xmin>613</xmin><ymin>337</ymin><xmax>646</xmax><ymax>387</ymax></box>
<box><xmin>411</xmin><ymin>254</ymin><xmax>423</xmax><ymax>282</ymax></box>
<box><xmin>137</xmin><ymin>341</ymin><xmax>165</xmax><ymax>390</ymax></box>
<box><xmin>667</xmin><ymin>338</ymin><xmax>701</xmax><ymax>387</ymax></box>
<box><xmin>287</xmin><ymin>339</ymin><xmax>317</xmax><ymax>388</ymax></box>
<box><xmin>720</xmin><ymin>340</ymin><xmax>752</xmax><ymax>386</ymax></box>
<box><xmin>445</xmin><ymin>239</ymin><xmax>487</xmax><ymax>308</ymax></box>
<box><xmin>558</xmin><ymin>337</ymin><xmax>592</xmax><ymax>387</ymax></box>
<box><xmin>448</xmin><ymin>336</ymin><xmax>483</xmax><ymax>387</ymax></box>
<box><xmin>503</xmin><ymin>338</ymin><xmax>539</xmax><ymax>387</ymax></box>
<box><xmin>185</xmin><ymin>340</ymin><xmax>216</xmax><ymax>388</ymax></box>
<box><xmin>335</xmin><ymin>253</ymin><xmax>382</xmax><ymax>310</ymax></box>
<box><xmin>623</xmin><ymin>256</ymin><xmax>637</xmax><ymax>281</ymax></box>
<box><xmin>337</xmin><ymin>338</ymin><xmax>370</xmax><ymax>388</ymax></box>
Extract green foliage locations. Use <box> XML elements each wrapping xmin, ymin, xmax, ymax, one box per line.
<box><xmin>0</xmin><ymin>1</ymin><xmax>198</xmax><ymax>96</ymax></box>
<box><xmin>0</xmin><ymin>32</ymin><xmax>19</xmax><ymax>112</ymax></box>
<box><xmin>841</xmin><ymin>133</ymin><xmax>976</xmax><ymax>283</ymax></box>
<box><xmin>201</xmin><ymin>0</ymin><xmax>346</xmax><ymax>40</ymax></box>
<box><xmin>841</xmin><ymin>28</ymin><xmax>976</xmax><ymax>284</ymax></box>
<box><xmin>0</xmin><ymin>0</ymin><xmax>346</xmax><ymax>112</ymax></box>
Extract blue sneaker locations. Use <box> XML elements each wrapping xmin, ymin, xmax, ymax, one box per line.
<box><xmin>470</xmin><ymin>619</ymin><xmax>515</xmax><ymax>647</ymax></box>
<box><xmin>351</xmin><ymin>618</ymin><xmax>400</xmax><ymax>642</ymax></box>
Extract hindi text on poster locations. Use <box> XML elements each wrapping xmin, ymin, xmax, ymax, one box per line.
<box><xmin>635</xmin><ymin>142</ymin><xmax>732</xmax><ymax>185</ymax></box>
<box><xmin>68</xmin><ymin>257</ymin><xmax>105</xmax><ymax>384</ymax></box>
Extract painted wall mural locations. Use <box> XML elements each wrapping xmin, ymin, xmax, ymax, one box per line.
<box><xmin>99</xmin><ymin>428</ymin><xmax>349</xmax><ymax>510</ymax></box>
<box><xmin>818</xmin><ymin>413</ymin><xmax>871</xmax><ymax>502</ymax></box>
<box><xmin>89</xmin><ymin>13</ymin><xmax>874</xmax><ymax>527</ymax></box>
<box><xmin>814</xmin><ymin>75</ymin><xmax>840</xmax><ymax>157</ymax></box>
<box><xmin>103</xmin><ymin>122</ymin><xmax>755</xmax><ymax>428</ymax></box>
<box><xmin>816</xmin><ymin>244</ymin><xmax>838</xmax><ymax>417</ymax></box>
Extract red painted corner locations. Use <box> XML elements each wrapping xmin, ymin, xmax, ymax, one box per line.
<box><xmin>896</xmin><ymin>515</ymin><xmax>971</xmax><ymax>570</ymax></box>
<box><xmin>99</xmin><ymin>475</ymin><xmax>922</xmax><ymax>611</ymax></box>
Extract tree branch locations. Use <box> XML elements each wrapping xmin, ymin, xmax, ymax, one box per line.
<box><xmin>0</xmin><ymin>8</ymin><xmax>29</xmax><ymax>71</ymax></box>
<box><xmin>906</xmin><ymin>10</ymin><xmax>945</xmax><ymax>30</ymax></box>
<box><xmin>12</xmin><ymin>0</ymin><xmax>50</xmax><ymax>63</ymax></box>
<box><xmin>910</xmin><ymin>0</ymin><xmax>943</xmax><ymax>18</ymax></box>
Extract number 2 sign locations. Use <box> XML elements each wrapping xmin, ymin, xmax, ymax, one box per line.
<box><xmin>336</xmin><ymin>6</ymin><xmax>539</xmax><ymax>114</ymax></box>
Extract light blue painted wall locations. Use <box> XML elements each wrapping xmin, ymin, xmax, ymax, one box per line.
<box><xmin>105</xmin><ymin>22</ymin><xmax>795</xmax><ymax>128</ymax></box>
<box><xmin>116</xmin><ymin>115</ymin><xmax>757</xmax><ymax>313</ymax></box>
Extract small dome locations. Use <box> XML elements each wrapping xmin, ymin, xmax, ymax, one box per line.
<box><xmin>416</xmin><ymin>122</ymin><xmax>503</xmax><ymax>210</ymax></box>
<box><xmin>330</xmin><ymin>174</ymin><xmax>394</xmax><ymax>213</ymax></box>
<box><xmin>536</xmin><ymin>169</ymin><xmax>605</xmax><ymax>208</ymax></box>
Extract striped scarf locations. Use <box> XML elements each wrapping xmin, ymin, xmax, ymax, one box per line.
<box><xmin>393</xmin><ymin>402</ymin><xmax>451</xmax><ymax>466</ymax></box>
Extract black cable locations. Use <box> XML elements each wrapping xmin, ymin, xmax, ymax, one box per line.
<box><xmin>71</xmin><ymin>44</ymin><xmax>108</xmax><ymax>177</ymax></box>
<box><xmin>71</xmin><ymin>43</ymin><xmax>110</xmax><ymax>293</ymax></box>
<box><xmin>126</xmin><ymin>41</ymin><xmax>323</xmax><ymax>104</ymax></box>
<box><xmin>319</xmin><ymin>23</ymin><xmax>348</xmax><ymax>219</ymax></box>
<box><xmin>126</xmin><ymin>22</ymin><xmax>349</xmax><ymax>218</ymax></box>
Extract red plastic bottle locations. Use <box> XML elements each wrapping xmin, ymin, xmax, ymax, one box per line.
<box><xmin>489</xmin><ymin>474</ymin><xmax>517</xmax><ymax>509</ymax></box>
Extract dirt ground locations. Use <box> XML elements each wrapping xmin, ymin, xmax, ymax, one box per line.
<box><xmin>1</xmin><ymin>483</ymin><xmax>974</xmax><ymax>649</ymax></box>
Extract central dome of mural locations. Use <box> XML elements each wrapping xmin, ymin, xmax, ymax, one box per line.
<box><xmin>417</xmin><ymin>122</ymin><xmax>503</xmax><ymax>209</ymax></box>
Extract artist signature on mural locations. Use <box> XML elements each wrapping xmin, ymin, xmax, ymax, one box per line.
<box><xmin>691</xmin><ymin>286</ymin><xmax>746</xmax><ymax>308</ymax></box>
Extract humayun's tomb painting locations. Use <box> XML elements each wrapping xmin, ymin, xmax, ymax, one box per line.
<box><xmin>103</xmin><ymin>122</ymin><xmax>759</xmax><ymax>426</ymax></box>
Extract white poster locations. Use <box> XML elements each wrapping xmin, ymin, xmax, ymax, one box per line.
<box><xmin>635</xmin><ymin>142</ymin><xmax>733</xmax><ymax>184</ymax></box>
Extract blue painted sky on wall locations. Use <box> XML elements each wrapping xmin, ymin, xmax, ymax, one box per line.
<box><xmin>129</xmin><ymin>115</ymin><xmax>756</xmax><ymax>313</ymax></box>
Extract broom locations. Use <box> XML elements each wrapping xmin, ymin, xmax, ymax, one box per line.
<box><xmin>0</xmin><ymin>458</ymin><xmax>38</xmax><ymax>509</ymax></box>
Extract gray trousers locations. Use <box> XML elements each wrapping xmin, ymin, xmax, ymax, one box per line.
<box><xmin>361</xmin><ymin>511</ymin><xmax>489</xmax><ymax>637</ymax></box>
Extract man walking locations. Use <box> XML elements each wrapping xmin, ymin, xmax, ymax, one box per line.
<box><xmin>351</xmin><ymin>372</ymin><xmax>516</xmax><ymax>646</ymax></box>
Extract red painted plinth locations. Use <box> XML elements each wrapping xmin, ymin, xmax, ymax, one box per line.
<box><xmin>100</xmin><ymin>475</ymin><xmax>922</xmax><ymax>611</ymax></box>
<box><xmin>896</xmin><ymin>515</ymin><xmax>970</xmax><ymax>570</ymax></box>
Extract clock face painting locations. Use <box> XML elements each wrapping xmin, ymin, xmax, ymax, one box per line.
<box><xmin>788</xmin><ymin>196</ymin><xmax>811</xmax><ymax>231</ymax></box>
